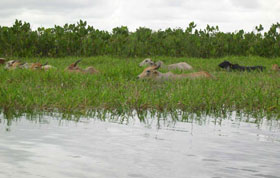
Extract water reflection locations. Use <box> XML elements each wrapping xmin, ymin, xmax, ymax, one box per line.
<box><xmin>0</xmin><ymin>112</ymin><xmax>280</xmax><ymax>178</ymax></box>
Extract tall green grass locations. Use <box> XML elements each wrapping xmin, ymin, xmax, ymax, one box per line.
<box><xmin>0</xmin><ymin>56</ymin><xmax>280</xmax><ymax>119</ymax></box>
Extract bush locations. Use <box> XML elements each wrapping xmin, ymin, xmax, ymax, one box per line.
<box><xmin>0</xmin><ymin>20</ymin><xmax>279</xmax><ymax>58</ymax></box>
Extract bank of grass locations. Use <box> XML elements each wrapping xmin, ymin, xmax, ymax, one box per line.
<box><xmin>0</xmin><ymin>56</ymin><xmax>280</xmax><ymax>119</ymax></box>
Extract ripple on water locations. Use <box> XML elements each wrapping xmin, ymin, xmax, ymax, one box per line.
<box><xmin>0</xmin><ymin>112</ymin><xmax>280</xmax><ymax>178</ymax></box>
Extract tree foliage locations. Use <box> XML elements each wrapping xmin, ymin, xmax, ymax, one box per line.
<box><xmin>0</xmin><ymin>20</ymin><xmax>280</xmax><ymax>58</ymax></box>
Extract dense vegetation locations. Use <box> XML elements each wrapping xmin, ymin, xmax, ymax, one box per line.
<box><xmin>0</xmin><ymin>20</ymin><xmax>280</xmax><ymax>58</ymax></box>
<box><xmin>0</xmin><ymin>56</ymin><xmax>279</xmax><ymax>119</ymax></box>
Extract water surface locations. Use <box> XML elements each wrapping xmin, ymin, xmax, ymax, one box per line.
<box><xmin>0</xmin><ymin>113</ymin><xmax>280</xmax><ymax>178</ymax></box>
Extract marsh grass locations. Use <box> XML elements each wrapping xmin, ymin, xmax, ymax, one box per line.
<box><xmin>0</xmin><ymin>56</ymin><xmax>280</xmax><ymax>119</ymax></box>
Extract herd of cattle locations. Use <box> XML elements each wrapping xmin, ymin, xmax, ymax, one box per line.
<box><xmin>0</xmin><ymin>58</ymin><xmax>99</xmax><ymax>74</ymax></box>
<box><xmin>0</xmin><ymin>57</ymin><xmax>279</xmax><ymax>80</ymax></box>
<box><xmin>137</xmin><ymin>58</ymin><xmax>279</xmax><ymax>80</ymax></box>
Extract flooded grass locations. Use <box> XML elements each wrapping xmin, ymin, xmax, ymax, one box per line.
<box><xmin>0</xmin><ymin>56</ymin><xmax>280</xmax><ymax>119</ymax></box>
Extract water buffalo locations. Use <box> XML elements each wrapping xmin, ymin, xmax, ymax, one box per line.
<box><xmin>139</xmin><ymin>58</ymin><xmax>193</xmax><ymax>71</ymax></box>
<box><xmin>4</xmin><ymin>60</ymin><xmax>26</xmax><ymax>70</ymax></box>
<box><xmin>137</xmin><ymin>64</ymin><xmax>214</xmax><ymax>80</ymax></box>
<box><xmin>218</xmin><ymin>60</ymin><xmax>265</xmax><ymax>72</ymax></box>
<box><xmin>65</xmin><ymin>59</ymin><xmax>99</xmax><ymax>74</ymax></box>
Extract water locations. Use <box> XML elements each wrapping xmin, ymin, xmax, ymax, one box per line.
<box><xmin>0</xmin><ymin>113</ymin><xmax>280</xmax><ymax>178</ymax></box>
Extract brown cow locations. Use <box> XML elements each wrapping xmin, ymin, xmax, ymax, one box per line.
<box><xmin>65</xmin><ymin>59</ymin><xmax>99</xmax><ymax>74</ymax></box>
<box><xmin>30</xmin><ymin>62</ymin><xmax>43</xmax><ymax>70</ymax></box>
<box><xmin>30</xmin><ymin>62</ymin><xmax>55</xmax><ymax>70</ymax></box>
<box><xmin>65</xmin><ymin>59</ymin><xmax>83</xmax><ymax>73</ymax></box>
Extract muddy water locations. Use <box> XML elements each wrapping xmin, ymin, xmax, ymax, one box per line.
<box><xmin>0</xmin><ymin>113</ymin><xmax>280</xmax><ymax>178</ymax></box>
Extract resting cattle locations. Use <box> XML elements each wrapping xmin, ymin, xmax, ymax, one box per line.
<box><xmin>218</xmin><ymin>60</ymin><xmax>265</xmax><ymax>72</ymax></box>
<box><xmin>29</xmin><ymin>62</ymin><xmax>55</xmax><ymax>70</ymax></box>
<box><xmin>139</xmin><ymin>58</ymin><xmax>155</xmax><ymax>67</ymax></box>
<box><xmin>33</xmin><ymin>62</ymin><xmax>56</xmax><ymax>70</ymax></box>
<box><xmin>137</xmin><ymin>64</ymin><xmax>214</xmax><ymax>80</ymax></box>
<box><xmin>5</xmin><ymin>60</ymin><xmax>55</xmax><ymax>70</ymax></box>
<box><xmin>139</xmin><ymin>58</ymin><xmax>193</xmax><ymax>71</ymax></box>
<box><xmin>65</xmin><ymin>59</ymin><xmax>83</xmax><ymax>73</ymax></box>
<box><xmin>4</xmin><ymin>60</ymin><xmax>26</xmax><ymax>70</ymax></box>
<box><xmin>65</xmin><ymin>59</ymin><xmax>99</xmax><ymax>74</ymax></box>
<box><xmin>30</xmin><ymin>62</ymin><xmax>43</xmax><ymax>70</ymax></box>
